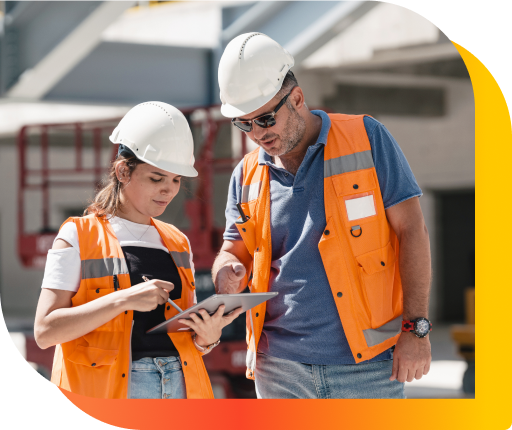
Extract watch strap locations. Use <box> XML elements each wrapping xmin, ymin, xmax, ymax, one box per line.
<box><xmin>402</xmin><ymin>320</ymin><xmax>416</xmax><ymax>332</ymax></box>
<box><xmin>402</xmin><ymin>318</ymin><xmax>432</xmax><ymax>337</ymax></box>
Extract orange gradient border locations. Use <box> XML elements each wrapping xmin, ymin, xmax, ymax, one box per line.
<box><xmin>51</xmin><ymin>43</ymin><xmax>511</xmax><ymax>430</ymax></box>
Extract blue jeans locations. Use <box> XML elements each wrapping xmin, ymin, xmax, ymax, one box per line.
<box><xmin>130</xmin><ymin>356</ymin><xmax>187</xmax><ymax>399</ymax></box>
<box><xmin>254</xmin><ymin>352</ymin><xmax>405</xmax><ymax>399</ymax></box>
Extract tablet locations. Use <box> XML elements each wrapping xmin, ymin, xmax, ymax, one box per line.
<box><xmin>146</xmin><ymin>292</ymin><xmax>278</xmax><ymax>334</ymax></box>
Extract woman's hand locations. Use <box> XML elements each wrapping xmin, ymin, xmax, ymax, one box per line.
<box><xmin>120</xmin><ymin>279</ymin><xmax>174</xmax><ymax>312</ymax></box>
<box><xmin>178</xmin><ymin>305</ymin><xmax>244</xmax><ymax>346</ymax></box>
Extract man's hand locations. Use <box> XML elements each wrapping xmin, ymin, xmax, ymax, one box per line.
<box><xmin>390</xmin><ymin>332</ymin><xmax>431</xmax><ymax>382</ymax></box>
<box><xmin>212</xmin><ymin>240</ymin><xmax>252</xmax><ymax>294</ymax></box>
<box><xmin>216</xmin><ymin>262</ymin><xmax>246</xmax><ymax>294</ymax></box>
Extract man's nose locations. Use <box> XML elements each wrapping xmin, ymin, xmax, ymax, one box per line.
<box><xmin>251</xmin><ymin>122</ymin><xmax>267</xmax><ymax>140</ymax></box>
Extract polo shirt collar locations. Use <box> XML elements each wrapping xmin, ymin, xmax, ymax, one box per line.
<box><xmin>258</xmin><ymin>110</ymin><xmax>331</xmax><ymax>165</ymax></box>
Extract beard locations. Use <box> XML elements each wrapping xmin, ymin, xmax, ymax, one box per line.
<box><xmin>257</xmin><ymin>105</ymin><xmax>306</xmax><ymax>157</ymax></box>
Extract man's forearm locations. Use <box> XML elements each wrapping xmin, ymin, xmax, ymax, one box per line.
<box><xmin>398</xmin><ymin>223</ymin><xmax>431</xmax><ymax>320</ymax></box>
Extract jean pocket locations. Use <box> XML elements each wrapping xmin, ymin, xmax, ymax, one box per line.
<box><xmin>131</xmin><ymin>358</ymin><xmax>157</xmax><ymax>372</ymax></box>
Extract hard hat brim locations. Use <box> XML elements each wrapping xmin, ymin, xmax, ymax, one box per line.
<box><xmin>137</xmin><ymin>156</ymin><xmax>199</xmax><ymax>178</ymax></box>
<box><xmin>110</xmin><ymin>139</ymin><xmax>198</xmax><ymax>178</ymax></box>
<box><xmin>221</xmin><ymin>102</ymin><xmax>252</xmax><ymax>119</ymax></box>
<box><xmin>220</xmin><ymin>84</ymin><xmax>282</xmax><ymax>119</ymax></box>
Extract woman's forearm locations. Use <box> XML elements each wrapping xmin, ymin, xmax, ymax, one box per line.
<box><xmin>35</xmin><ymin>290</ymin><xmax>129</xmax><ymax>349</ymax></box>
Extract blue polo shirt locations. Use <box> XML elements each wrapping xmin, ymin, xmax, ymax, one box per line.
<box><xmin>224</xmin><ymin>111</ymin><xmax>422</xmax><ymax>365</ymax></box>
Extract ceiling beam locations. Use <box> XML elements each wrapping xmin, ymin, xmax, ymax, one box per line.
<box><xmin>6</xmin><ymin>1</ymin><xmax>135</xmax><ymax>100</ymax></box>
<box><xmin>220</xmin><ymin>1</ymin><xmax>378</xmax><ymax>70</ymax></box>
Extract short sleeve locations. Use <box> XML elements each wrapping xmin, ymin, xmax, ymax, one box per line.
<box><xmin>363</xmin><ymin>116</ymin><xmax>422</xmax><ymax>209</ymax></box>
<box><xmin>41</xmin><ymin>247</ymin><xmax>81</xmax><ymax>292</ymax></box>
<box><xmin>42</xmin><ymin>221</ymin><xmax>81</xmax><ymax>292</ymax></box>
<box><xmin>223</xmin><ymin>160</ymin><xmax>244</xmax><ymax>241</ymax></box>
<box><xmin>54</xmin><ymin>221</ymin><xmax>80</xmax><ymax>251</ymax></box>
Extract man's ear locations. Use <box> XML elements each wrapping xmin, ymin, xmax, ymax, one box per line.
<box><xmin>290</xmin><ymin>86</ymin><xmax>305</xmax><ymax>110</ymax></box>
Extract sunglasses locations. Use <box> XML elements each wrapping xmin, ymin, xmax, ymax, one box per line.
<box><xmin>231</xmin><ymin>89</ymin><xmax>295</xmax><ymax>133</ymax></box>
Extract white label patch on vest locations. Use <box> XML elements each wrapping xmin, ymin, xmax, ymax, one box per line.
<box><xmin>345</xmin><ymin>195</ymin><xmax>376</xmax><ymax>221</ymax></box>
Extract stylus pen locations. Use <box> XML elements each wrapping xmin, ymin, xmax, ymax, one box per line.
<box><xmin>236</xmin><ymin>203</ymin><xmax>248</xmax><ymax>222</ymax></box>
<box><xmin>142</xmin><ymin>276</ymin><xmax>183</xmax><ymax>313</ymax></box>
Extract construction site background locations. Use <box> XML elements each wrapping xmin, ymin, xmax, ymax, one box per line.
<box><xmin>0</xmin><ymin>1</ymin><xmax>474</xmax><ymax>399</ymax></box>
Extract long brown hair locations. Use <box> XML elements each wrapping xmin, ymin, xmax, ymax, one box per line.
<box><xmin>84</xmin><ymin>154</ymin><xmax>145</xmax><ymax>218</ymax></box>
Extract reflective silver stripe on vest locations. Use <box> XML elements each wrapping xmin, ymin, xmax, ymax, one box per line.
<box><xmin>170</xmin><ymin>251</ymin><xmax>191</xmax><ymax>270</ymax></box>
<box><xmin>324</xmin><ymin>150</ymin><xmax>374</xmax><ymax>178</ymax></box>
<box><xmin>81</xmin><ymin>258</ymin><xmax>129</xmax><ymax>280</ymax></box>
<box><xmin>241</xmin><ymin>181</ymin><xmax>262</xmax><ymax>203</ymax></box>
<box><xmin>363</xmin><ymin>315</ymin><xmax>402</xmax><ymax>347</ymax></box>
<box><xmin>246</xmin><ymin>311</ymin><xmax>257</xmax><ymax>373</ymax></box>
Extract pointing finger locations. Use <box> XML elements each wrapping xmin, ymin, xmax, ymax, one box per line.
<box><xmin>231</xmin><ymin>263</ymin><xmax>246</xmax><ymax>279</ymax></box>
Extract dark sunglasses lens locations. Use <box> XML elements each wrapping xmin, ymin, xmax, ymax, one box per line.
<box><xmin>233</xmin><ymin>121</ymin><xmax>252</xmax><ymax>132</ymax></box>
<box><xmin>254</xmin><ymin>115</ymin><xmax>276</xmax><ymax>129</ymax></box>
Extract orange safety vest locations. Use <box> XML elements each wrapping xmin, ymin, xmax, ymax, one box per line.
<box><xmin>236</xmin><ymin>114</ymin><xmax>403</xmax><ymax>379</ymax></box>
<box><xmin>50</xmin><ymin>214</ymin><xmax>214</xmax><ymax>399</ymax></box>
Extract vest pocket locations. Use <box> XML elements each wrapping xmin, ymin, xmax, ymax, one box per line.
<box><xmin>331</xmin><ymin>170</ymin><xmax>387</xmax><ymax>256</ymax></box>
<box><xmin>356</xmin><ymin>242</ymin><xmax>397</xmax><ymax>329</ymax></box>
<box><xmin>332</xmin><ymin>169</ymin><xmax>376</xmax><ymax>197</ymax></box>
<box><xmin>235</xmin><ymin>216</ymin><xmax>257</xmax><ymax>256</ymax></box>
<box><xmin>67</xmin><ymin>345</ymin><xmax>119</xmax><ymax>398</ymax></box>
<box><xmin>86</xmin><ymin>288</ymin><xmax>125</xmax><ymax>331</ymax></box>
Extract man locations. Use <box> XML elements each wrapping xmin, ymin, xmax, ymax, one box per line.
<box><xmin>212</xmin><ymin>33</ymin><xmax>432</xmax><ymax>399</ymax></box>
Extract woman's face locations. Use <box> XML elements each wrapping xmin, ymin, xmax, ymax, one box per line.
<box><xmin>117</xmin><ymin>161</ymin><xmax>181</xmax><ymax>221</ymax></box>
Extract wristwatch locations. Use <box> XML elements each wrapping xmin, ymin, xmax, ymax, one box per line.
<box><xmin>402</xmin><ymin>317</ymin><xmax>432</xmax><ymax>338</ymax></box>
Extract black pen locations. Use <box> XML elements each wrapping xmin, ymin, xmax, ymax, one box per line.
<box><xmin>236</xmin><ymin>203</ymin><xmax>248</xmax><ymax>222</ymax></box>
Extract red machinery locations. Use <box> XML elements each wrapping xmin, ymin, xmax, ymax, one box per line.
<box><xmin>18</xmin><ymin>107</ymin><xmax>249</xmax><ymax>269</ymax></box>
<box><xmin>17</xmin><ymin>106</ymin><xmax>254</xmax><ymax>398</ymax></box>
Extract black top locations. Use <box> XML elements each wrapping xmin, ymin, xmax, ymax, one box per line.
<box><xmin>122</xmin><ymin>246</ymin><xmax>183</xmax><ymax>361</ymax></box>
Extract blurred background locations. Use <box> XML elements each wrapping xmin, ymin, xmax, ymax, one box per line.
<box><xmin>0</xmin><ymin>1</ymin><xmax>474</xmax><ymax>399</ymax></box>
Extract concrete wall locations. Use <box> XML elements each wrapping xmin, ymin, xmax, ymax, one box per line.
<box><xmin>0</xmin><ymin>142</ymin><xmax>47</xmax><ymax>324</ymax></box>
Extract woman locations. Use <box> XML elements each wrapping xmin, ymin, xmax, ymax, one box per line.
<box><xmin>34</xmin><ymin>102</ymin><xmax>242</xmax><ymax>399</ymax></box>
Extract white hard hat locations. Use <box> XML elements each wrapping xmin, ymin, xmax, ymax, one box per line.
<box><xmin>218</xmin><ymin>32</ymin><xmax>294</xmax><ymax>118</ymax></box>
<box><xmin>109</xmin><ymin>102</ymin><xmax>198</xmax><ymax>177</ymax></box>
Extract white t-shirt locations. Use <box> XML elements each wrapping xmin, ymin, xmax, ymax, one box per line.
<box><xmin>40</xmin><ymin>216</ymin><xmax>194</xmax><ymax>293</ymax></box>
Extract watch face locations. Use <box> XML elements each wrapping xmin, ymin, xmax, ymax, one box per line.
<box><xmin>414</xmin><ymin>318</ymin><xmax>430</xmax><ymax>336</ymax></box>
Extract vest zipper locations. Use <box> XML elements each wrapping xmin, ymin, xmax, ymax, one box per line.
<box><xmin>127</xmin><ymin>319</ymin><xmax>134</xmax><ymax>398</ymax></box>
<box><xmin>113</xmin><ymin>275</ymin><xmax>120</xmax><ymax>291</ymax></box>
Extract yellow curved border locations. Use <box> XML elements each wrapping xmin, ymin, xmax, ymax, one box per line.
<box><xmin>55</xmin><ymin>44</ymin><xmax>512</xmax><ymax>430</ymax></box>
